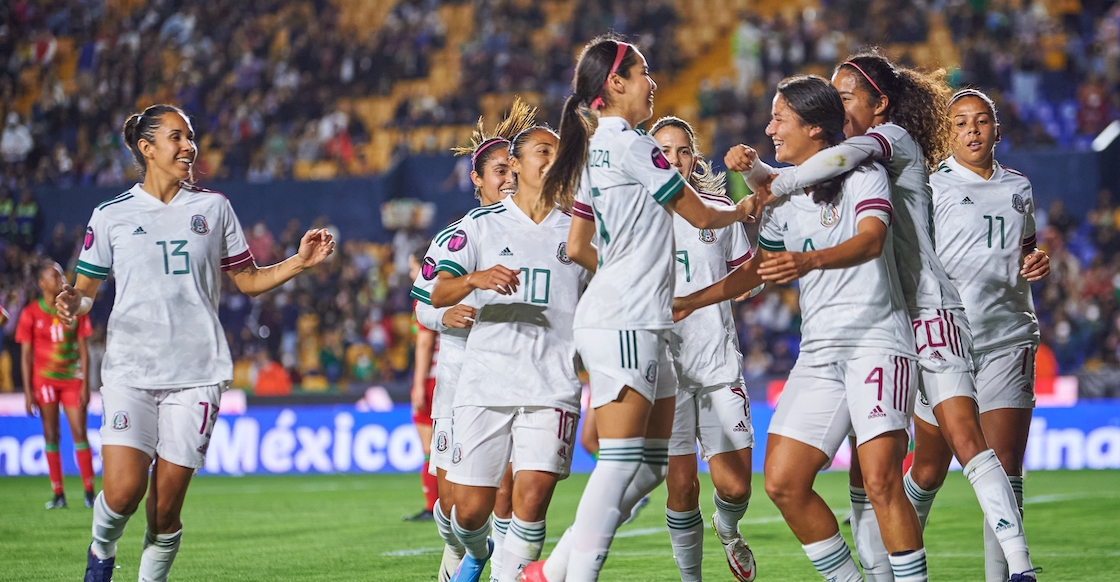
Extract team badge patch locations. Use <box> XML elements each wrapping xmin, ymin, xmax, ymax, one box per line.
<box><xmin>83</xmin><ymin>226</ymin><xmax>94</xmax><ymax>250</ymax></box>
<box><xmin>111</xmin><ymin>411</ymin><xmax>130</xmax><ymax>431</ymax></box>
<box><xmin>447</xmin><ymin>230</ymin><xmax>468</xmax><ymax>252</ymax></box>
<box><xmin>1011</xmin><ymin>193</ymin><xmax>1027</xmax><ymax>214</ymax></box>
<box><xmin>422</xmin><ymin>256</ymin><xmax>438</xmax><ymax>280</ymax></box>
<box><xmin>557</xmin><ymin>242</ymin><xmax>573</xmax><ymax>264</ymax></box>
<box><xmin>699</xmin><ymin>229</ymin><xmax>716</xmax><ymax>244</ymax></box>
<box><xmin>190</xmin><ymin>214</ymin><xmax>209</xmax><ymax>234</ymax></box>
<box><xmin>644</xmin><ymin>360</ymin><xmax>658</xmax><ymax>385</ymax></box>
<box><xmin>919</xmin><ymin>390</ymin><xmax>929</xmax><ymax>407</ymax></box>
<box><xmin>821</xmin><ymin>205</ymin><xmax>839</xmax><ymax>227</ymax></box>
<box><xmin>435</xmin><ymin>431</ymin><xmax>449</xmax><ymax>453</ymax></box>
<box><xmin>651</xmin><ymin>147</ymin><xmax>671</xmax><ymax>170</ymax></box>
<box><xmin>451</xmin><ymin>444</ymin><xmax>463</xmax><ymax>465</ymax></box>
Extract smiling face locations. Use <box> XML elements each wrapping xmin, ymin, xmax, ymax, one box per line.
<box><xmin>605</xmin><ymin>49</ymin><xmax>657</xmax><ymax>126</ymax></box>
<box><xmin>471</xmin><ymin>146</ymin><xmax>516</xmax><ymax>205</ymax></box>
<box><xmin>950</xmin><ymin>95</ymin><xmax>1000</xmax><ymax>175</ymax></box>
<box><xmin>653</xmin><ymin>125</ymin><xmax>695</xmax><ymax>181</ymax></box>
<box><xmin>831</xmin><ymin>68</ymin><xmax>887</xmax><ymax>138</ymax></box>
<box><xmin>139</xmin><ymin>111</ymin><xmax>197</xmax><ymax>182</ymax></box>
<box><xmin>766</xmin><ymin>94</ymin><xmax>823</xmax><ymax>166</ymax></box>
<box><xmin>509</xmin><ymin>130</ymin><xmax>559</xmax><ymax>193</ymax></box>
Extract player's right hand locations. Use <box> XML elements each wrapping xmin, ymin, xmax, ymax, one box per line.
<box><xmin>24</xmin><ymin>391</ymin><xmax>37</xmax><ymax>417</ymax></box>
<box><xmin>725</xmin><ymin>144</ymin><xmax>758</xmax><ymax>173</ymax></box>
<box><xmin>55</xmin><ymin>284</ymin><xmax>81</xmax><ymax>326</ymax></box>
<box><xmin>442</xmin><ymin>304</ymin><xmax>477</xmax><ymax>328</ymax></box>
<box><xmin>410</xmin><ymin>382</ymin><xmax>427</xmax><ymax>412</ymax></box>
<box><xmin>469</xmin><ymin>265</ymin><xmax>520</xmax><ymax>295</ymax></box>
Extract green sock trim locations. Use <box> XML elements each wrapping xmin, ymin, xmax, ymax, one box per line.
<box><xmin>45</xmin><ymin>443</ymin><xmax>59</xmax><ymax>452</ymax></box>
<box><xmin>75</xmin><ymin>442</ymin><xmax>90</xmax><ymax>451</ymax></box>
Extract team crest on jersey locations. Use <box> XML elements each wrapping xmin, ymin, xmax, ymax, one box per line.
<box><xmin>422</xmin><ymin>256</ymin><xmax>438</xmax><ymax>280</ymax></box>
<box><xmin>557</xmin><ymin>242</ymin><xmax>573</xmax><ymax>264</ymax></box>
<box><xmin>435</xmin><ymin>431</ymin><xmax>449</xmax><ymax>453</ymax></box>
<box><xmin>83</xmin><ymin>226</ymin><xmax>94</xmax><ymax>250</ymax></box>
<box><xmin>190</xmin><ymin>214</ymin><xmax>209</xmax><ymax>234</ymax></box>
<box><xmin>820</xmin><ymin>205</ymin><xmax>840</xmax><ymax>227</ymax></box>
<box><xmin>919</xmin><ymin>390</ymin><xmax>929</xmax><ymax>407</ymax></box>
<box><xmin>451</xmin><ymin>443</ymin><xmax>463</xmax><ymax>465</ymax></box>
<box><xmin>651</xmin><ymin>147</ymin><xmax>671</xmax><ymax>170</ymax></box>
<box><xmin>644</xmin><ymin>360</ymin><xmax>658</xmax><ymax>385</ymax></box>
<box><xmin>111</xmin><ymin>411</ymin><xmax>130</xmax><ymax>431</ymax></box>
<box><xmin>1011</xmin><ymin>193</ymin><xmax>1027</xmax><ymax>214</ymax></box>
<box><xmin>447</xmin><ymin>230</ymin><xmax>468</xmax><ymax>252</ymax></box>
<box><xmin>699</xmin><ymin>229</ymin><xmax>716</xmax><ymax>244</ymax></box>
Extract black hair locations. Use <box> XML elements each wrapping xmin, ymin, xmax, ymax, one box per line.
<box><xmin>948</xmin><ymin>88</ymin><xmax>1000</xmax><ymax>124</ymax></box>
<box><xmin>509</xmin><ymin>125</ymin><xmax>558</xmax><ymax>160</ymax></box>
<box><xmin>542</xmin><ymin>34</ymin><xmax>639</xmax><ymax>211</ymax></box>
<box><xmin>649</xmin><ymin>116</ymin><xmax>726</xmax><ymax>196</ymax></box>
<box><xmin>776</xmin><ymin>75</ymin><xmax>851</xmax><ymax>205</ymax></box>
<box><xmin>123</xmin><ymin>104</ymin><xmax>191</xmax><ymax>179</ymax></box>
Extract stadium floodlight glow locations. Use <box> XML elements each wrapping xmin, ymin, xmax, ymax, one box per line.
<box><xmin>1092</xmin><ymin>120</ymin><xmax>1120</xmax><ymax>152</ymax></box>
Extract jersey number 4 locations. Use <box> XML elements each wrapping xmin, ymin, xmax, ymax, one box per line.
<box><xmin>157</xmin><ymin>240</ymin><xmax>191</xmax><ymax>275</ymax></box>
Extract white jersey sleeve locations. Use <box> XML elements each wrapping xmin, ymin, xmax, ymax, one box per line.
<box><xmin>218</xmin><ymin>200</ymin><xmax>253</xmax><ymax>272</ymax></box>
<box><xmin>410</xmin><ymin>235</ymin><xmax>455</xmax><ymax>331</ymax></box>
<box><xmin>623</xmin><ymin>133</ymin><xmax>689</xmax><ymax>205</ymax></box>
<box><xmin>75</xmin><ymin>203</ymin><xmax>115</xmax><ymax>280</ymax></box>
<box><xmin>770</xmin><ymin>133</ymin><xmax>888</xmax><ymax>197</ymax></box>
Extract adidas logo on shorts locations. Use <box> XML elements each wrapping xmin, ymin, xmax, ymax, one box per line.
<box><xmin>868</xmin><ymin>405</ymin><xmax>887</xmax><ymax>419</ymax></box>
<box><xmin>995</xmin><ymin>518</ymin><xmax>1014</xmax><ymax>533</ymax></box>
<box><xmin>960</xmin><ymin>197</ymin><xmax>974</xmax><ymax>205</ymax></box>
<box><xmin>928</xmin><ymin>350</ymin><xmax>946</xmax><ymax>362</ymax></box>
<box><xmin>733</xmin><ymin>421</ymin><xmax>750</xmax><ymax>433</ymax></box>
<box><xmin>499</xmin><ymin>247</ymin><xmax>513</xmax><ymax>256</ymax></box>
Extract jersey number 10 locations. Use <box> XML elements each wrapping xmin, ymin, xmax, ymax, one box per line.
<box><xmin>518</xmin><ymin>268</ymin><xmax>551</xmax><ymax>304</ymax></box>
<box><xmin>157</xmin><ymin>240</ymin><xmax>191</xmax><ymax>275</ymax></box>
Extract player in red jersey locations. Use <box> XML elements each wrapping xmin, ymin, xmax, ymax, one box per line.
<box><xmin>17</xmin><ymin>261</ymin><xmax>95</xmax><ymax>509</ymax></box>
<box><xmin>408</xmin><ymin>246</ymin><xmax>441</xmax><ymax>521</ymax></box>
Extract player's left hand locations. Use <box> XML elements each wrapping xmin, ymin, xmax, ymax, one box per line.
<box><xmin>24</xmin><ymin>390</ymin><xmax>37</xmax><ymax>417</ymax></box>
<box><xmin>55</xmin><ymin>283</ymin><xmax>81</xmax><ymax>326</ymax></box>
<box><xmin>297</xmin><ymin>229</ymin><xmax>336</xmax><ymax>269</ymax></box>
<box><xmin>759</xmin><ymin>251</ymin><xmax>814</xmax><ymax>284</ymax></box>
<box><xmin>410</xmin><ymin>381</ymin><xmax>426</xmax><ymax>412</ymax></box>
<box><xmin>1021</xmin><ymin>250</ymin><xmax>1050</xmax><ymax>282</ymax></box>
<box><xmin>80</xmin><ymin>383</ymin><xmax>90</xmax><ymax>408</ymax></box>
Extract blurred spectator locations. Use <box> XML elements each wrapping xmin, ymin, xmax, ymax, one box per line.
<box><xmin>1</xmin><ymin>113</ymin><xmax>33</xmax><ymax>164</ymax></box>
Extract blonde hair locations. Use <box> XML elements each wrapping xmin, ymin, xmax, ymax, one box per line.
<box><xmin>451</xmin><ymin>97</ymin><xmax>539</xmax><ymax>200</ymax></box>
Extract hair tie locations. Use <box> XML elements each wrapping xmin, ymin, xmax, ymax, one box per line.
<box><xmin>471</xmin><ymin>137</ymin><xmax>510</xmax><ymax>166</ymax></box>
<box><xmin>843</xmin><ymin>61</ymin><xmax>883</xmax><ymax>96</ymax></box>
<box><xmin>589</xmin><ymin>42</ymin><xmax>632</xmax><ymax>111</ymax></box>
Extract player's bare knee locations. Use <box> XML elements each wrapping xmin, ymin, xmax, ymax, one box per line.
<box><xmin>909</xmin><ymin>460</ymin><xmax>946</xmax><ymax>491</ymax></box>
<box><xmin>716</xmin><ymin>479</ymin><xmax>751</xmax><ymax>504</ymax></box>
<box><xmin>104</xmin><ymin>487</ymin><xmax>144</xmax><ymax>515</ymax></box>
<box><xmin>665</xmin><ymin>470</ymin><xmax>699</xmax><ymax>508</ymax></box>
<box><xmin>861</xmin><ymin>468</ymin><xmax>903</xmax><ymax>505</ymax></box>
<box><xmin>764</xmin><ymin>471</ymin><xmax>805</xmax><ymax>509</ymax></box>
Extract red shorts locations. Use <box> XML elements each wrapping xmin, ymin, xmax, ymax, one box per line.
<box><xmin>412</xmin><ymin>377</ymin><xmax>437</xmax><ymax>426</ymax></box>
<box><xmin>34</xmin><ymin>379</ymin><xmax>84</xmax><ymax>408</ymax></box>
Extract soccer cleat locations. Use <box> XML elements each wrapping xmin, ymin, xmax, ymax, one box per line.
<box><xmin>84</xmin><ymin>491</ymin><xmax>96</xmax><ymax>508</ymax></box>
<box><xmin>439</xmin><ymin>544</ymin><xmax>464</xmax><ymax>582</ymax></box>
<box><xmin>450</xmin><ymin>538</ymin><xmax>493</xmax><ymax>582</ymax></box>
<box><xmin>517</xmin><ymin>560</ymin><xmax>549</xmax><ymax>582</ymax></box>
<box><xmin>84</xmin><ymin>545</ymin><xmax>115</xmax><ymax>582</ymax></box>
<box><xmin>403</xmin><ymin>509</ymin><xmax>435</xmax><ymax>522</ymax></box>
<box><xmin>46</xmin><ymin>494</ymin><xmax>68</xmax><ymax>509</ymax></box>
<box><xmin>712</xmin><ymin>513</ymin><xmax>757</xmax><ymax>582</ymax></box>
<box><xmin>1008</xmin><ymin>567</ymin><xmax>1042</xmax><ymax>581</ymax></box>
<box><xmin>621</xmin><ymin>494</ymin><xmax>651</xmax><ymax>526</ymax></box>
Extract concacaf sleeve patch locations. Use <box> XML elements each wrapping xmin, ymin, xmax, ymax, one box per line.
<box><xmin>651</xmin><ymin>147</ymin><xmax>671</xmax><ymax>170</ymax></box>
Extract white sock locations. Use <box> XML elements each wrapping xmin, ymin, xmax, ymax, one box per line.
<box><xmin>91</xmin><ymin>492</ymin><xmax>131</xmax><ymax>560</ymax></box>
<box><xmin>849</xmin><ymin>486</ymin><xmax>892</xmax><ymax>581</ymax></box>
<box><xmin>491</xmin><ymin>515</ymin><xmax>511</xmax><ymax>581</ymax></box>
<box><xmin>435</xmin><ymin>501</ymin><xmax>466</xmax><ymax>556</ymax></box>
<box><xmin>666</xmin><ymin>507</ymin><xmax>704</xmax><ymax>581</ymax></box>
<box><xmin>451</xmin><ymin>508</ymin><xmax>492</xmax><ymax>560</ymax></box>
<box><xmin>713</xmin><ymin>491</ymin><xmax>748</xmax><ymax>539</ymax></box>
<box><xmin>542</xmin><ymin>527</ymin><xmax>573</xmax><ymax>582</ymax></box>
<box><xmin>565</xmin><ymin>437</ymin><xmax>644</xmax><ymax>581</ymax></box>
<box><xmin>802</xmin><ymin>532</ymin><xmax>862</xmax><ymax>582</ymax></box>
<box><xmin>964</xmin><ymin>450</ymin><xmax>1032</xmax><ymax>576</ymax></box>
<box><xmin>138</xmin><ymin>529</ymin><xmax>182</xmax><ymax>582</ymax></box>
<box><xmin>984</xmin><ymin>475</ymin><xmax>1025</xmax><ymax>582</ymax></box>
<box><xmin>889</xmin><ymin>548</ymin><xmax>928</xmax><ymax>582</ymax></box>
<box><xmin>903</xmin><ymin>470</ymin><xmax>940</xmax><ymax>529</ymax></box>
<box><xmin>499</xmin><ymin>516</ymin><xmax>545</xmax><ymax>582</ymax></box>
<box><xmin>617</xmin><ymin>439</ymin><xmax>670</xmax><ymax>523</ymax></box>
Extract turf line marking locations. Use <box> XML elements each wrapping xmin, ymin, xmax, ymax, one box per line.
<box><xmin>1024</xmin><ymin>491</ymin><xmax>1120</xmax><ymax>504</ymax></box>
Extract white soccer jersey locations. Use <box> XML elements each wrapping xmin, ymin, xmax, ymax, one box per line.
<box><xmin>435</xmin><ymin>197</ymin><xmax>588</xmax><ymax>412</ymax></box>
<box><xmin>571</xmin><ymin>116</ymin><xmax>687</xmax><ymax>331</ymax></box>
<box><xmin>757</xmin><ymin>164</ymin><xmax>914</xmax><ymax>364</ymax></box>
<box><xmin>768</xmin><ymin>122</ymin><xmax>964</xmax><ymax>316</ymax></box>
<box><xmin>75</xmin><ymin>183</ymin><xmax>252</xmax><ymax>389</ymax></box>
<box><xmin>671</xmin><ymin>191</ymin><xmax>753</xmax><ymax>391</ymax></box>
<box><xmin>931</xmin><ymin>157</ymin><xmax>1040</xmax><ymax>352</ymax></box>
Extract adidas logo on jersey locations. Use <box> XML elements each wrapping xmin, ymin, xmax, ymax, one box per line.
<box><xmin>868</xmin><ymin>405</ymin><xmax>887</xmax><ymax>419</ymax></box>
<box><xmin>499</xmin><ymin>247</ymin><xmax>513</xmax><ymax>256</ymax></box>
<box><xmin>995</xmin><ymin>518</ymin><xmax>1014</xmax><ymax>533</ymax></box>
<box><xmin>928</xmin><ymin>350</ymin><xmax>946</xmax><ymax>362</ymax></box>
<box><xmin>132</xmin><ymin>226</ymin><xmax>147</xmax><ymax>235</ymax></box>
<box><xmin>733</xmin><ymin>421</ymin><xmax>750</xmax><ymax>433</ymax></box>
<box><xmin>960</xmin><ymin>197</ymin><xmax>974</xmax><ymax>205</ymax></box>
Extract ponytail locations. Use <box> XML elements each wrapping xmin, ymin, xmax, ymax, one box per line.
<box><xmin>542</xmin><ymin>95</ymin><xmax>590</xmax><ymax>211</ymax></box>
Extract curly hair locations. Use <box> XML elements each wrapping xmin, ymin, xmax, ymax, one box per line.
<box><xmin>649</xmin><ymin>116</ymin><xmax>726</xmax><ymax>196</ymax></box>
<box><xmin>838</xmin><ymin>50</ymin><xmax>952</xmax><ymax>170</ymax></box>
<box><xmin>450</xmin><ymin>96</ymin><xmax>539</xmax><ymax>199</ymax></box>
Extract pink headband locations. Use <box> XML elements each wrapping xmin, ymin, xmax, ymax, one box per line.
<box><xmin>471</xmin><ymin>137</ymin><xmax>509</xmax><ymax>167</ymax></box>
<box><xmin>843</xmin><ymin>61</ymin><xmax>883</xmax><ymax>95</ymax></box>
<box><xmin>589</xmin><ymin>42</ymin><xmax>631</xmax><ymax>111</ymax></box>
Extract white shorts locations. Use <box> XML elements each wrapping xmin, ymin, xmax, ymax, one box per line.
<box><xmin>429</xmin><ymin>416</ymin><xmax>454</xmax><ymax>475</ymax></box>
<box><xmin>911</xmin><ymin>308</ymin><xmax>978</xmax><ymax>426</ymax></box>
<box><xmin>769</xmin><ymin>355</ymin><xmax>916</xmax><ymax>460</ymax></box>
<box><xmin>575</xmin><ymin>328</ymin><xmax>677</xmax><ymax>409</ymax></box>
<box><xmin>976</xmin><ymin>343</ymin><xmax>1036</xmax><ymax>413</ymax></box>
<box><xmin>100</xmin><ymin>384</ymin><xmax>222</xmax><ymax>469</ymax></box>
<box><xmin>669</xmin><ymin>383</ymin><xmax>754</xmax><ymax>460</ymax></box>
<box><xmin>447</xmin><ymin>405</ymin><xmax>579</xmax><ymax>487</ymax></box>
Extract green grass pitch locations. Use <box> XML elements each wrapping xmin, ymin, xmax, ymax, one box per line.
<box><xmin>3</xmin><ymin>470</ymin><xmax>1119</xmax><ymax>581</ymax></box>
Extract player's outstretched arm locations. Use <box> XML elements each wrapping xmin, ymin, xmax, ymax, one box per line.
<box><xmin>758</xmin><ymin>216</ymin><xmax>887</xmax><ymax>285</ymax></box>
<box><xmin>566</xmin><ymin>215</ymin><xmax>598</xmax><ymax>273</ymax></box>
<box><xmin>769</xmin><ymin>136</ymin><xmax>885</xmax><ymax>197</ymax></box>
<box><xmin>725</xmin><ymin>144</ymin><xmax>785</xmax><ymax>191</ymax></box>
<box><xmin>430</xmin><ymin>266</ymin><xmax>520</xmax><ymax>308</ymax></box>
<box><xmin>669</xmin><ymin>182</ymin><xmax>769</xmax><ymax>230</ymax></box>
<box><xmin>1021</xmin><ymin>249</ymin><xmax>1050</xmax><ymax>282</ymax></box>
<box><xmin>673</xmin><ymin>252</ymin><xmax>766</xmax><ymax>322</ymax></box>
<box><xmin>55</xmin><ymin>275</ymin><xmax>101</xmax><ymax>326</ymax></box>
<box><xmin>228</xmin><ymin>229</ymin><xmax>335</xmax><ymax>297</ymax></box>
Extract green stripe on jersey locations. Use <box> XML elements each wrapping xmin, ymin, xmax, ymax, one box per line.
<box><xmin>758</xmin><ymin>236</ymin><xmax>786</xmax><ymax>252</ymax></box>
<box><xmin>435</xmin><ymin>260</ymin><xmax>467</xmax><ymax>278</ymax></box>
<box><xmin>97</xmin><ymin>194</ymin><xmax>133</xmax><ymax>210</ymax></box>
<box><xmin>410</xmin><ymin>286</ymin><xmax>432</xmax><ymax>305</ymax></box>
<box><xmin>434</xmin><ymin>220</ymin><xmax>463</xmax><ymax>246</ymax></box>
<box><xmin>97</xmin><ymin>191</ymin><xmax>131</xmax><ymax>209</ymax></box>
<box><xmin>468</xmin><ymin>207</ymin><xmax>507</xmax><ymax>220</ymax></box>
<box><xmin>467</xmin><ymin>201</ymin><xmax>504</xmax><ymax>216</ymax></box>
<box><xmin>652</xmin><ymin>173</ymin><xmax>685</xmax><ymax>205</ymax></box>
<box><xmin>76</xmin><ymin>260</ymin><xmax>109</xmax><ymax>279</ymax></box>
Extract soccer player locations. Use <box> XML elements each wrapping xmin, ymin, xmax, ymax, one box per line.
<box><xmin>729</xmin><ymin>52</ymin><xmax>1036</xmax><ymax>581</ymax></box>
<box><xmin>651</xmin><ymin>116</ymin><xmax>759</xmax><ymax>582</ymax></box>
<box><xmin>17</xmin><ymin>261</ymin><xmax>95</xmax><ymax>509</ymax></box>
<box><xmin>407</xmin><ymin>246</ymin><xmax>440</xmax><ymax>523</ymax></box>
<box><xmin>57</xmin><ymin>104</ymin><xmax>334</xmax><ymax>582</ymax></box>
<box><xmin>430</xmin><ymin>122</ymin><xmax>585</xmax><ymax>582</ymax></box>
<box><xmin>680</xmin><ymin>75</ymin><xmax>926</xmax><ymax>581</ymax></box>
<box><xmin>521</xmin><ymin>35</ymin><xmax>759</xmax><ymax>582</ymax></box>
<box><xmin>927</xmin><ymin>88</ymin><xmax>1048</xmax><ymax>582</ymax></box>
<box><xmin>412</xmin><ymin>99</ymin><xmax>532</xmax><ymax>582</ymax></box>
